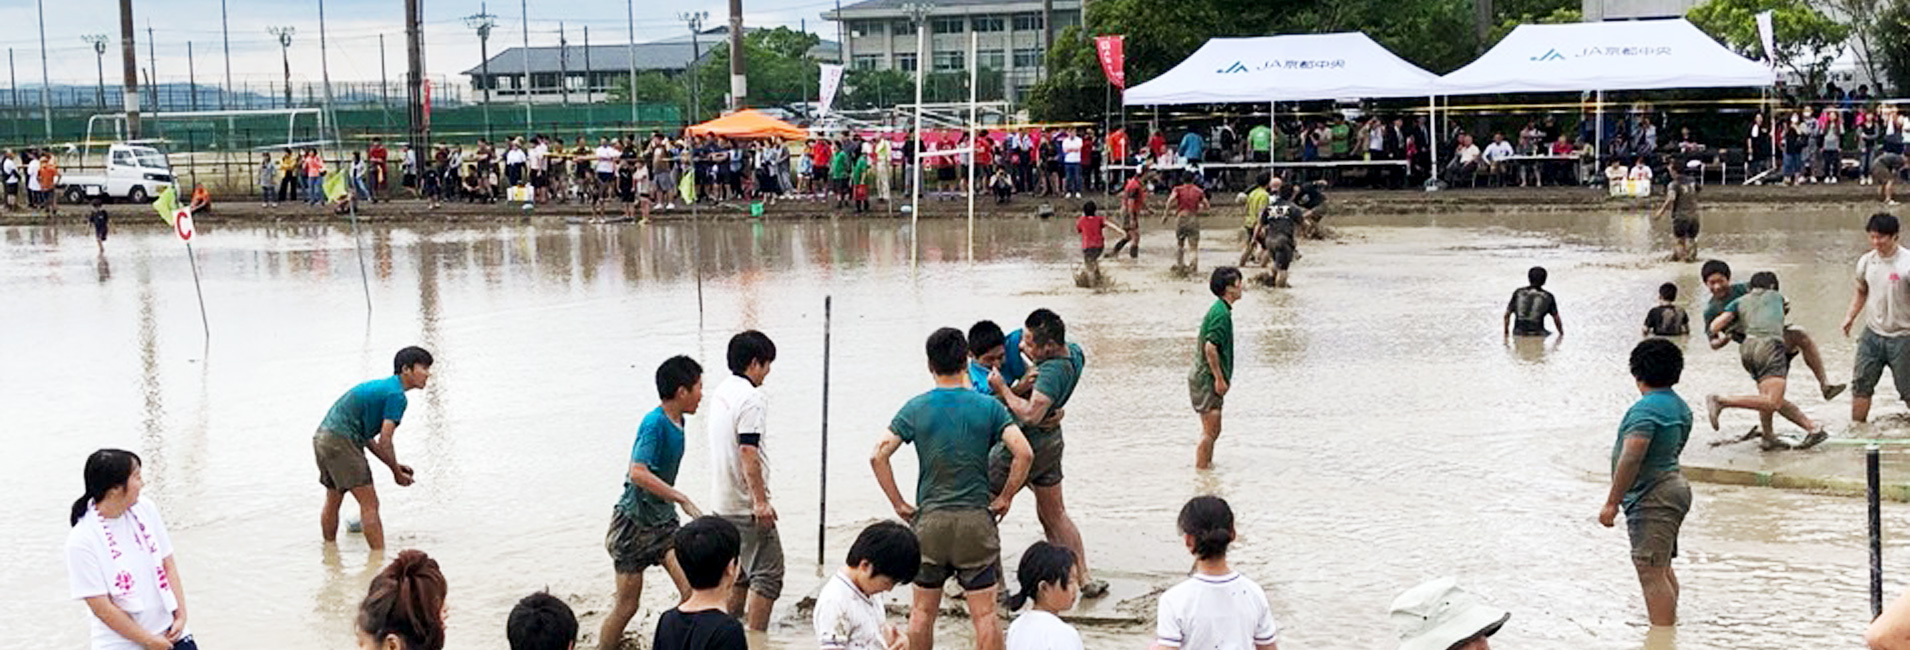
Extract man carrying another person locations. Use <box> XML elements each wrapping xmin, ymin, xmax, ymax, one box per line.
<box><xmin>1702</xmin><ymin>259</ymin><xmax>1843</xmax><ymax>401</ymax></box>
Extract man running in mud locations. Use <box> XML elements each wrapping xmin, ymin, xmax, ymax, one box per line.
<box><xmin>984</xmin><ymin>309</ymin><xmax>1107</xmax><ymax>599</ymax></box>
<box><xmin>1702</xmin><ymin>260</ymin><xmax>1844</xmax><ymax>401</ymax></box>
<box><xmin>1241</xmin><ymin>179</ymin><xmax>1303</xmax><ymax>288</ymax></box>
<box><xmin>1165</xmin><ymin>174</ymin><xmax>1209</xmax><ymax>273</ymax></box>
<box><xmin>1654</xmin><ymin>161</ymin><xmax>1702</xmax><ymax>262</ymax></box>
<box><xmin>1109</xmin><ymin>166</ymin><xmax>1152</xmax><ymax>259</ymax></box>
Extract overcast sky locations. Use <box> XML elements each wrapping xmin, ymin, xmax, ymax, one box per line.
<box><xmin>0</xmin><ymin>0</ymin><xmax>844</xmax><ymax>89</ymax></box>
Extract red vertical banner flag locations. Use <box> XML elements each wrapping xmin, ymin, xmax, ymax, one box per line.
<box><xmin>423</xmin><ymin>79</ymin><xmax>434</xmax><ymax>130</ymax></box>
<box><xmin>1094</xmin><ymin>35</ymin><xmax>1125</xmax><ymax>88</ymax></box>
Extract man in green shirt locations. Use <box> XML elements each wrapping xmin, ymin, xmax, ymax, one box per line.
<box><xmin>984</xmin><ymin>309</ymin><xmax>1105</xmax><ymax>598</ymax></box>
<box><xmin>1243</xmin><ymin>172</ymin><xmax>1271</xmax><ymax>242</ymax></box>
<box><xmin>1599</xmin><ymin>338</ymin><xmax>1693</xmax><ymax>627</ymax></box>
<box><xmin>872</xmin><ymin>327</ymin><xmax>1031</xmax><ymax>650</ymax></box>
<box><xmin>1248</xmin><ymin>124</ymin><xmax>1273</xmax><ymax>162</ymax></box>
<box><xmin>1705</xmin><ymin>271</ymin><xmax>1829</xmax><ymax>450</ymax></box>
<box><xmin>1700</xmin><ymin>260</ymin><xmax>1843</xmax><ymax>400</ymax></box>
<box><xmin>1192</xmin><ymin>267</ymin><xmax>1243</xmax><ymax>470</ymax></box>
<box><xmin>830</xmin><ymin>143</ymin><xmax>854</xmax><ymax>210</ymax></box>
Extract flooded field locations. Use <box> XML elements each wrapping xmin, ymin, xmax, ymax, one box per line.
<box><xmin>4</xmin><ymin>205</ymin><xmax>1909</xmax><ymax>649</ymax></box>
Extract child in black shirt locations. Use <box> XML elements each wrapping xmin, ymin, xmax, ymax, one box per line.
<box><xmin>1643</xmin><ymin>282</ymin><xmax>1691</xmax><ymax>337</ymax></box>
<box><xmin>652</xmin><ymin>517</ymin><xmax>748</xmax><ymax>650</ymax></box>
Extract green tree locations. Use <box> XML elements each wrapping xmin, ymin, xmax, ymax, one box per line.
<box><xmin>693</xmin><ymin>27</ymin><xmax>824</xmax><ymax>119</ymax></box>
<box><xmin>1875</xmin><ymin>0</ymin><xmax>1910</xmax><ymax>93</ymax></box>
<box><xmin>1687</xmin><ymin>0</ymin><xmax>1849</xmax><ymax>94</ymax></box>
<box><xmin>1826</xmin><ymin>0</ymin><xmax>1886</xmax><ymax>91</ymax></box>
<box><xmin>841</xmin><ymin>69</ymin><xmax>913</xmax><ymax>110</ymax></box>
<box><xmin>607</xmin><ymin>71</ymin><xmax>688</xmax><ymax>108</ymax></box>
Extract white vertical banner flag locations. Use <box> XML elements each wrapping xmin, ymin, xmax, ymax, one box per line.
<box><xmin>818</xmin><ymin>64</ymin><xmax>846</xmax><ymax>116</ymax></box>
<box><xmin>1755</xmin><ymin>10</ymin><xmax>1777</xmax><ymax>69</ymax></box>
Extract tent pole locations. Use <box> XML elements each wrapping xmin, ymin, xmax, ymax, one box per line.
<box><xmin>1269</xmin><ymin>101</ymin><xmax>1276</xmax><ymax>178</ymax></box>
<box><xmin>1595</xmin><ymin>90</ymin><xmax>1604</xmax><ymax>168</ymax></box>
<box><xmin>967</xmin><ymin>30</ymin><xmax>977</xmax><ymax>263</ymax></box>
<box><xmin>1427</xmin><ymin>95</ymin><xmax>1438</xmax><ymax>187</ymax></box>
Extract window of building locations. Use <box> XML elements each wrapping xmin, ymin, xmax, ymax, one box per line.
<box><xmin>853</xmin><ymin>54</ymin><xmax>882</xmax><ymax>71</ymax></box>
<box><xmin>896</xmin><ymin>52</ymin><xmax>919</xmax><ymax>72</ymax></box>
<box><xmin>972</xmin><ymin>16</ymin><xmax>1005</xmax><ymax>32</ymax></box>
<box><xmin>1053</xmin><ymin>11</ymin><xmax>1081</xmax><ymax>28</ymax></box>
<box><xmin>892</xmin><ymin>20</ymin><xmax>917</xmax><ymax>36</ymax></box>
<box><xmin>978</xmin><ymin>49</ymin><xmax>1006</xmax><ymax>70</ymax></box>
<box><xmin>1012</xmin><ymin>14</ymin><xmax>1043</xmax><ymax>31</ymax></box>
<box><xmin>849</xmin><ymin>20</ymin><xmax>881</xmax><ymax>38</ymax></box>
<box><xmin>933</xmin><ymin>50</ymin><xmax>965</xmax><ymax>72</ymax></box>
<box><xmin>931</xmin><ymin>17</ymin><xmax>965</xmax><ymax>34</ymax></box>
<box><xmin>1013</xmin><ymin>47</ymin><xmax>1043</xmax><ymax>69</ymax></box>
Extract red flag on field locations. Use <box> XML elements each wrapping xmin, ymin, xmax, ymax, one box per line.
<box><xmin>423</xmin><ymin>79</ymin><xmax>434</xmax><ymax>129</ymax></box>
<box><xmin>1094</xmin><ymin>35</ymin><xmax>1126</xmax><ymax>88</ymax></box>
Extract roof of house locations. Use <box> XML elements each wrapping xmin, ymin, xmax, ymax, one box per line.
<box><xmin>826</xmin><ymin>0</ymin><xmax>1081</xmax><ymax>18</ymax></box>
<box><xmin>464</xmin><ymin>30</ymin><xmax>840</xmax><ymax>76</ymax></box>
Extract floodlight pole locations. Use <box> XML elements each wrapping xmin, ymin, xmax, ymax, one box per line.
<box><xmin>85</xmin><ymin>35</ymin><xmax>110</xmax><ymax>110</ymax></box>
<box><xmin>270</xmin><ymin>27</ymin><xmax>296</xmax><ymax>109</ymax></box>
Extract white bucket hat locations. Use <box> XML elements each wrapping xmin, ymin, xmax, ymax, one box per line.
<box><xmin>1390</xmin><ymin>578</ymin><xmax>1510</xmax><ymax>650</ymax></box>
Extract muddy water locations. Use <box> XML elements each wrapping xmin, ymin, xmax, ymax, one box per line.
<box><xmin>3</xmin><ymin>207</ymin><xmax>1909</xmax><ymax>650</ymax></box>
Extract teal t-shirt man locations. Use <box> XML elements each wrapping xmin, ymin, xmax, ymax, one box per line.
<box><xmin>1022</xmin><ymin>354</ymin><xmax>1081</xmax><ymax>440</ymax></box>
<box><xmin>1190</xmin><ymin>299</ymin><xmax>1234</xmax><ymax>387</ymax></box>
<box><xmin>319</xmin><ymin>375</ymin><xmax>409</xmax><ymax>446</ymax></box>
<box><xmin>1703</xmin><ymin>282</ymin><xmax>1751</xmax><ymax>341</ymax></box>
<box><xmin>1725</xmin><ymin>288</ymin><xmax>1787</xmax><ymax>339</ymax></box>
<box><xmin>618</xmin><ymin>406</ymin><xmax>686</xmax><ymax>526</ymax></box>
<box><xmin>1610</xmin><ymin>389</ymin><xmax>1693</xmax><ymax>508</ymax></box>
<box><xmin>890</xmin><ymin>387</ymin><xmax>1014</xmax><ymax>513</ymax></box>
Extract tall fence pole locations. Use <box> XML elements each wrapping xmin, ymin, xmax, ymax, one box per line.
<box><xmin>1872</xmin><ymin>443</ymin><xmax>1885</xmax><ymax>620</ymax></box>
<box><xmin>818</xmin><ymin>295</ymin><xmax>832</xmax><ymax>568</ymax></box>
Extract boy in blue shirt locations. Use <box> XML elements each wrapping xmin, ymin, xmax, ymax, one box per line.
<box><xmin>1599</xmin><ymin>338</ymin><xmax>1693</xmax><ymax>627</ymax></box>
<box><xmin>314</xmin><ymin>346</ymin><xmax>433</xmax><ymax>551</ymax></box>
<box><xmin>599</xmin><ymin>355</ymin><xmax>706</xmax><ymax>650</ymax></box>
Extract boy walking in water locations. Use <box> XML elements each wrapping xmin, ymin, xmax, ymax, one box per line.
<box><xmin>600</xmin><ymin>356</ymin><xmax>706</xmax><ymax>650</ymax></box>
<box><xmin>1706</xmin><ymin>272</ymin><xmax>1831</xmax><ymax>450</ymax></box>
<box><xmin>1192</xmin><ymin>267</ymin><xmax>1243</xmax><ymax>470</ymax></box>
<box><xmin>1076</xmin><ymin>201</ymin><xmax>1123</xmax><ymax>286</ymax></box>
<box><xmin>1503</xmin><ymin>266</ymin><xmax>1563</xmax><ymax>339</ymax></box>
<box><xmin>314</xmin><ymin>346</ymin><xmax>433</xmax><ymax>551</ymax></box>
<box><xmin>1599</xmin><ymin>338</ymin><xmax>1693</xmax><ymax>628</ymax></box>
<box><xmin>986</xmin><ymin>309</ymin><xmax>1106</xmax><ymax>598</ymax></box>
<box><xmin>1110</xmin><ymin>166</ymin><xmax>1150</xmax><ymax>258</ymax></box>
<box><xmin>1703</xmin><ymin>259</ymin><xmax>1843</xmax><ymax>399</ymax></box>
<box><xmin>1654</xmin><ymin>161</ymin><xmax>1702</xmax><ymax>262</ymax></box>
<box><xmin>706</xmin><ymin>331</ymin><xmax>783</xmax><ymax>632</ymax></box>
<box><xmin>872</xmin><ymin>327</ymin><xmax>1033</xmax><ymax>650</ymax></box>
<box><xmin>1843</xmin><ymin>213</ymin><xmax>1910</xmax><ymax>423</ymax></box>
<box><xmin>87</xmin><ymin>199</ymin><xmax>109</xmax><ymax>253</ymax></box>
<box><xmin>1643</xmin><ymin>283</ymin><xmax>1689</xmax><ymax>337</ymax></box>
<box><xmin>1166</xmin><ymin>176</ymin><xmax>1209</xmax><ymax>273</ymax></box>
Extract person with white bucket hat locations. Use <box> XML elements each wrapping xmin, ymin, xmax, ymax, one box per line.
<box><xmin>1389</xmin><ymin>577</ymin><xmax>1509</xmax><ymax>650</ymax></box>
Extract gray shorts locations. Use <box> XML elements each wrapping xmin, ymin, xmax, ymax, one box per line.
<box><xmin>605</xmin><ymin>510</ymin><xmax>677</xmax><ymax>575</ymax></box>
<box><xmin>1626</xmin><ymin>473</ymin><xmax>1691</xmax><ymax>567</ymax></box>
<box><xmin>1740</xmin><ymin>336</ymin><xmax>1791</xmax><ymax>381</ymax></box>
<box><xmin>912</xmin><ymin>508</ymin><xmax>1000</xmax><ymax>590</ymax></box>
<box><xmin>313</xmin><ymin>430</ymin><xmax>373</xmax><ymax>492</ymax></box>
<box><xmin>1854</xmin><ymin>328</ymin><xmax>1910</xmax><ymax>399</ymax></box>
<box><xmin>1189</xmin><ymin>372</ymin><xmax>1223</xmax><ymax>413</ymax></box>
<box><xmin>723</xmin><ymin>514</ymin><xmax>786</xmax><ymax>600</ymax></box>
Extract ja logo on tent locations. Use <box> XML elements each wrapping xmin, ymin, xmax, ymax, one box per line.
<box><xmin>1530</xmin><ymin>49</ymin><xmax>1565</xmax><ymax>62</ymax></box>
<box><xmin>1217</xmin><ymin>61</ymin><xmax>1249</xmax><ymax>74</ymax></box>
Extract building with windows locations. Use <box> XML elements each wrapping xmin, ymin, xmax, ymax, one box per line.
<box><xmin>464</xmin><ymin>27</ymin><xmax>839</xmax><ymax>104</ymax></box>
<box><xmin>823</xmin><ymin>0</ymin><xmax>1083</xmax><ymax>102</ymax></box>
<box><xmin>1581</xmin><ymin>0</ymin><xmax>1702</xmax><ymax>21</ymax></box>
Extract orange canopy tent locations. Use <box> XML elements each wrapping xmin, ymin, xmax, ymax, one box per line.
<box><xmin>683</xmin><ymin>109</ymin><xmax>808</xmax><ymax>140</ymax></box>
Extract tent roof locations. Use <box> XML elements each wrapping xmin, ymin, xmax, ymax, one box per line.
<box><xmin>1122</xmin><ymin>32</ymin><xmax>1439</xmax><ymax>106</ymax></box>
<box><xmin>1435</xmin><ymin>18</ymin><xmax>1772</xmax><ymax>95</ymax></box>
<box><xmin>685</xmin><ymin>109</ymin><xmax>808</xmax><ymax>139</ymax></box>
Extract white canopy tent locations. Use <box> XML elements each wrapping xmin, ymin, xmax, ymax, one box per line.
<box><xmin>1123</xmin><ymin>32</ymin><xmax>1440</xmax><ymax>105</ymax></box>
<box><xmin>1434</xmin><ymin>18</ymin><xmax>1773</xmax><ymax>95</ymax></box>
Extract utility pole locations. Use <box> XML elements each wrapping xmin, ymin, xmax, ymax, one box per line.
<box><xmin>146</xmin><ymin>24</ymin><xmax>158</xmax><ymax>111</ymax></box>
<box><xmin>626</xmin><ymin>0</ymin><xmax>637</xmax><ymax>124</ymax></box>
<box><xmin>679</xmin><ymin>12</ymin><xmax>708</xmax><ymax>124</ymax></box>
<box><xmin>379</xmin><ymin>34</ymin><xmax>389</xmax><ymax>117</ymax></box>
<box><xmin>1474</xmin><ymin>0</ymin><xmax>1492</xmax><ymax>51</ymax></box>
<box><xmin>84</xmin><ymin>35</ymin><xmax>110</xmax><ymax>110</ymax></box>
<box><xmin>559</xmin><ymin>23</ymin><xmax>569</xmax><ymax>105</ymax></box>
<box><xmin>37</xmin><ymin>0</ymin><xmax>52</xmax><ymax>141</ymax></box>
<box><xmin>187</xmin><ymin>41</ymin><xmax>198</xmax><ymax>111</ymax></box>
<box><xmin>1042</xmin><ymin>0</ymin><xmax>1053</xmax><ymax>81</ymax></box>
<box><xmin>583</xmin><ymin>26</ymin><xmax>593</xmax><ymax>104</ymax></box>
<box><xmin>728</xmin><ymin>0</ymin><xmax>746</xmax><ymax>111</ymax></box>
<box><xmin>405</xmin><ymin>0</ymin><xmax>428</xmax><ymax>154</ymax></box>
<box><xmin>220</xmin><ymin>0</ymin><xmax>231</xmax><ymax>109</ymax></box>
<box><xmin>319</xmin><ymin>0</ymin><xmax>337</xmax><ymax>144</ymax></box>
<box><xmin>521</xmin><ymin>0</ymin><xmax>533</xmax><ymax>134</ymax></box>
<box><xmin>119</xmin><ymin>0</ymin><xmax>140</xmax><ymax>138</ymax></box>
<box><xmin>270</xmin><ymin>27</ymin><xmax>295</xmax><ymax>109</ymax></box>
<box><xmin>465</xmin><ymin>4</ymin><xmax>497</xmax><ymax>110</ymax></box>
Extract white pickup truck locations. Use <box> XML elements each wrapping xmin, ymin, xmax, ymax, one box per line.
<box><xmin>58</xmin><ymin>143</ymin><xmax>176</xmax><ymax>204</ymax></box>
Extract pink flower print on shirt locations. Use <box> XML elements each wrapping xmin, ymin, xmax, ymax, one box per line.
<box><xmin>1891</xmin><ymin>273</ymin><xmax>1901</xmax><ymax>283</ymax></box>
<box><xmin>114</xmin><ymin>570</ymin><xmax>135</xmax><ymax>596</ymax></box>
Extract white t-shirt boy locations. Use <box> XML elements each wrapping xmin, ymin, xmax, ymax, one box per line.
<box><xmin>707</xmin><ymin>373</ymin><xmax>770</xmax><ymax>516</ymax></box>
<box><xmin>814</xmin><ymin>570</ymin><xmax>888</xmax><ymax>650</ymax></box>
<box><xmin>1007</xmin><ymin>609</ymin><xmax>1084</xmax><ymax>650</ymax></box>
<box><xmin>1154</xmin><ymin>572</ymin><xmax>1279</xmax><ymax>650</ymax></box>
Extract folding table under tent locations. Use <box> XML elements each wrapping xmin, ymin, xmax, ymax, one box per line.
<box><xmin>1433</xmin><ymin>18</ymin><xmax>1774</xmax><ymax>177</ymax></box>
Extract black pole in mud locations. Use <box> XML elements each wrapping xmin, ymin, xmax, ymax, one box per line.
<box><xmin>1872</xmin><ymin>443</ymin><xmax>1884</xmax><ymax>619</ymax></box>
<box><xmin>819</xmin><ymin>295</ymin><xmax>832</xmax><ymax>568</ymax></box>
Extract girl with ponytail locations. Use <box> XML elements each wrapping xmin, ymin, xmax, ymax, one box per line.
<box><xmin>1004</xmin><ymin>541</ymin><xmax>1083</xmax><ymax>650</ymax></box>
<box><xmin>1149</xmin><ymin>496</ymin><xmax>1281</xmax><ymax>650</ymax></box>
<box><xmin>355</xmin><ymin>549</ymin><xmax>448</xmax><ymax>650</ymax></box>
<box><xmin>64</xmin><ymin>448</ymin><xmax>198</xmax><ymax>650</ymax></box>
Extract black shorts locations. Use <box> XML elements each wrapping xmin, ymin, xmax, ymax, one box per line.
<box><xmin>530</xmin><ymin>170</ymin><xmax>547</xmax><ymax>188</ymax></box>
<box><xmin>597</xmin><ymin>171</ymin><xmax>615</xmax><ymax>185</ymax></box>
<box><xmin>1672</xmin><ymin>217</ymin><xmax>1700</xmax><ymax>239</ymax></box>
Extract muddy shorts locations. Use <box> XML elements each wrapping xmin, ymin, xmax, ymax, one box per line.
<box><xmin>605</xmin><ymin>510</ymin><xmax>677</xmax><ymax>574</ymax></box>
<box><xmin>1854</xmin><ymin>328</ymin><xmax>1910</xmax><ymax>399</ymax></box>
<box><xmin>1176</xmin><ymin>214</ymin><xmax>1200</xmax><ymax>244</ymax></box>
<box><xmin>912</xmin><ymin>508</ymin><xmax>1000</xmax><ymax>590</ymax></box>
<box><xmin>1265</xmin><ymin>233</ymin><xmax>1296</xmax><ymax>270</ymax></box>
<box><xmin>1672</xmin><ymin>217</ymin><xmax>1700</xmax><ymax>240</ymax></box>
<box><xmin>1740</xmin><ymin>336</ymin><xmax>1791</xmax><ymax>381</ymax></box>
<box><xmin>313</xmin><ymin>430</ymin><xmax>373</xmax><ymax>492</ymax></box>
<box><xmin>1082</xmin><ymin>248</ymin><xmax>1103</xmax><ymax>265</ymax></box>
<box><xmin>1876</xmin><ymin>154</ymin><xmax>1906</xmax><ymax>183</ymax></box>
<box><xmin>723</xmin><ymin>514</ymin><xmax>786</xmax><ymax>600</ymax></box>
<box><xmin>1625</xmin><ymin>473</ymin><xmax>1691</xmax><ymax>567</ymax></box>
<box><xmin>1189</xmin><ymin>373</ymin><xmax>1223</xmax><ymax>413</ymax></box>
<box><xmin>989</xmin><ymin>431</ymin><xmax>1065</xmax><ymax>492</ymax></box>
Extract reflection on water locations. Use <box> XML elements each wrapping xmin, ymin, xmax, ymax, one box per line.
<box><xmin>3</xmin><ymin>211</ymin><xmax>1908</xmax><ymax>650</ymax></box>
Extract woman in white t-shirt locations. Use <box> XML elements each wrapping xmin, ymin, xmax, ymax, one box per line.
<box><xmin>1005</xmin><ymin>541</ymin><xmax>1084</xmax><ymax>650</ymax></box>
<box><xmin>65</xmin><ymin>449</ymin><xmax>195</xmax><ymax>650</ymax></box>
<box><xmin>1151</xmin><ymin>496</ymin><xmax>1278</xmax><ymax>650</ymax></box>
